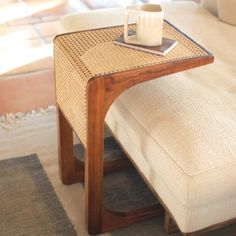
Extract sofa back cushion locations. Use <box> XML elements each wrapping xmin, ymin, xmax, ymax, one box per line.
<box><xmin>218</xmin><ymin>0</ymin><xmax>236</xmax><ymax>26</ymax></box>
<box><xmin>201</xmin><ymin>0</ymin><xmax>218</xmax><ymax>16</ymax></box>
<box><xmin>201</xmin><ymin>0</ymin><xmax>236</xmax><ymax>26</ymax></box>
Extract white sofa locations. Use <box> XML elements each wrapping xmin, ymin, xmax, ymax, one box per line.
<box><xmin>58</xmin><ymin>1</ymin><xmax>236</xmax><ymax>234</ymax></box>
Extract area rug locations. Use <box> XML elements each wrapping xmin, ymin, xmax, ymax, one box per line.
<box><xmin>0</xmin><ymin>154</ymin><xmax>77</xmax><ymax>236</ymax></box>
<box><xmin>1</xmin><ymin>111</ymin><xmax>236</xmax><ymax>236</ymax></box>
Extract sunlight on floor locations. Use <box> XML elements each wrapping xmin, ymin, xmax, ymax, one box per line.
<box><xmin>0</xmin><ymin>28</ymin><xmax>35</xmax><ymax>44</ymax></box>
<box><xmin>84</xmin><ymin>0</ymin><xmax>148</xmax><ymax>8</ymax></box>
<box><xmin>26</xmin><ymin>0</ymin><xmax>66</xmax><ymax>16</ymax></box>
<box><xmin>0</xmin><ymin>0</ymin><xmax>66</xmax><ymax>24</ymax></box>
<box><xmin>0</xmin><ymin>41</ymin><xmax>53</xmax><ymax>75</ymax></box>
<box><xmin>0</xmin><ymin>2</ymin><xmax>29</xmax><ymax>24</ymax></box>
<box><xmin>0</xmin><ymin>0</ymin><xmax>66</xmax><ymax>76</ymax></box>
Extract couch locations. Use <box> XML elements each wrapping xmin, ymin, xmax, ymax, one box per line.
<box><xmin>58</xmin><ymin>1</ymin><xmax>236</xmax><ymax>234</ymax></box>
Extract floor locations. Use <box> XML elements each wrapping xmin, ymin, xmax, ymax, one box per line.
<box><xmin>0</xmin><ymin>0</ymin><xmax>88</xmax><ymax>114</ymax></box>
<box><xmin>0</xmin><ymin>0</ymin><xmax>199</xmax><ymax>114</ymax></box>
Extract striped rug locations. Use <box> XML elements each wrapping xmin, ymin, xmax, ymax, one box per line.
<box><xmin>0</xmin><ymin>154</ymin><xmax>76</xmax><ymax>236</ymax></box>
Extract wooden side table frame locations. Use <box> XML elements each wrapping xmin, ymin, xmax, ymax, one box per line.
<box><xmin>54</xmin><ymin>21</ymin><xmax>214</xmax><ymax>235</ymax></box>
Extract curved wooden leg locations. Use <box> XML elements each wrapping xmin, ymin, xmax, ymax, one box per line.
<box><xmin>85</xmin><ymin>79</ymin><xmax>165</xmax><ymax>234</ymax></box>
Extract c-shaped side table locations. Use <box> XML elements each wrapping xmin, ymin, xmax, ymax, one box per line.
<box><xmin>54</xmin><ymin>21</ymin><xmax>213</xmax><ymax>235</ymax></box>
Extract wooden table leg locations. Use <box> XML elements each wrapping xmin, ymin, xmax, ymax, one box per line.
<box><xmin>57</xmin><ymin>106</ymin><xmax>84</xmax><ymax>184</ymax></box>
<box><xmin>85</xmin><ymin>80</ymin><xmax>105</xmax><ymax>234</ymax></box>
<box><xmin>85</xmin><ymin>79</ymin><xmax>164</xmax><ymax>234</ymax></box>
<box><xmin>57</xmin><ymin>104</ymin><xmax>132</xmax><ymax>188</ymax></box>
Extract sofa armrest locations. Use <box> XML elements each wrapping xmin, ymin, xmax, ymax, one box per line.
<box><xmin>58</xmin><ymin>7</ymin><xmax>127</xmax><ymax>34</ymax></box>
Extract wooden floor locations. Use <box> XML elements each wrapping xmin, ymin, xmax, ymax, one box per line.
<box><xmin>0</xmin><ymin>0</ymin><xmax>198</xmax><ymax>114</ymax></box>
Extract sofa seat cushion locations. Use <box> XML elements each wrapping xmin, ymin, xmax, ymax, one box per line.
<box><xmin>105</xmin><ymin>2</ymin><xmax>236</xmax><ymax>233</ymax></box>
<box><xmin>106</xmin><ymin>74</ymin><xmax>236</xmax><ymax>233</ymax></box>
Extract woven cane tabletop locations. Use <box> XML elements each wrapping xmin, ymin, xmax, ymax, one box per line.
<box><xmin>54</xmin><ymin>21</ymin><xmax>211</xmax><ymax>146</ymax></box>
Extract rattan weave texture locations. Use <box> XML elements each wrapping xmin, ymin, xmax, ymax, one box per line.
<box><xmin>54</xmin><ymin>21</ymin><xmax>208</xmax><ymax>146</ymax></box>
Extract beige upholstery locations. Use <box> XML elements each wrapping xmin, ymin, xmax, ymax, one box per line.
<box><xmin>218</xmin><ymin>0</ymin><xmax>236</xmax><ymax>26</ymax></box>
<box><xmin>58</xmin><ymin>7</ymin><xmax>131</xmax><ymax>33</ymax></box>
<box><xmin>201</xmin><ymin>0</ymin><xmax>236</xmax><ymax>26</ymax></box>
<box><xmin>201</xmin><ymin>0</ymin><xmax>218</xmax><ymax>16</ymax></box>
<box><xmin>58</xmin><ymin>2</ymin><xmax>236</xmax><ymax>234</ymax></box>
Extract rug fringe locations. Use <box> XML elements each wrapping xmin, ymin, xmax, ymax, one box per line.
<box><xmin>0</xmin><ymin>106</ymin><xmax>56</xmax><ymax>130</ymax></box>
